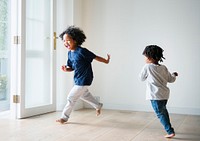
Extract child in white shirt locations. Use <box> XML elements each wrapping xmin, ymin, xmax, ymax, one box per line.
<box><xmin>139</xmin><ymin>45</ymin><xmax>178</xmax><ymax>138</ymax></box>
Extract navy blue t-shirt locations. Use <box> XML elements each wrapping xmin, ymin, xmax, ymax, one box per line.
<box><xmin>67</xmin><ymin>46</ymin><xmax>96</xmax><ymax>86</ymax></box>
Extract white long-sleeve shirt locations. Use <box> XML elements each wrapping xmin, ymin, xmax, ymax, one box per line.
<box><xmin>139</xmin><ymin>63</ymin><xmax>176</xmax><ymax>100</ymax></box>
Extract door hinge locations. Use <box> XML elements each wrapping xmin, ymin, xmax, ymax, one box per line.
<box><xmin>13</xmin><ymin>36</ymin><xmax>21</xmax><ymax>44</ymax></box>
<box><xmin>13</xmin><ymin>95</ymin><xmax>20</xmax><ymax>103</ymax></box>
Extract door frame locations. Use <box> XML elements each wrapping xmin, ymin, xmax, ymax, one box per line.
<box><xmin>10</xmin><ymin>0</ymin><xmax>56</xmax><ymax>119</ymax></box>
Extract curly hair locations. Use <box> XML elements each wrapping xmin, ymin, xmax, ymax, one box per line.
<box><xmin>59</xmin><ymin>25</ymin><xmax>86</xmax><ymax>46</ymax></box>
<box><xmin>142</xmin><ymin>45</ymin><xmax>165</xmax><ymax>62</ymax></box>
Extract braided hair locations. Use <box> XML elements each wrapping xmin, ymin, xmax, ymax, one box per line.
<box><xmin>142</xmin><ymin>45</ymin><xmax>165</xmax><ymax>62</ymax></box>
<box><xmin>59</xmin><ymin>25</ymin><xmax>86</xmax><ymax>46</ymax></box>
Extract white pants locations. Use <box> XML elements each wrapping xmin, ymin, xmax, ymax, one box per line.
<box><xmin>61</xmin><ymin>85</ymin><xmax>101</xmax><ymax>121</ymax></box>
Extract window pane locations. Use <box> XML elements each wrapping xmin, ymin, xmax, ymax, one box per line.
<box><xmin>25</xmin><ymin>0</ymin><xmax>52</xmax><ymax>108</ymax></box>
<box><xmin>0</xmin><ymin>0</ymin><xmax>10</xmax><ymax>111</ymax></box>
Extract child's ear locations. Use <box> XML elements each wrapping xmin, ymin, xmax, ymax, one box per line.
<box><xmin>147</xmin><ymin>57</ymin><xmax>151</xmax><ymax>61</ymax></box>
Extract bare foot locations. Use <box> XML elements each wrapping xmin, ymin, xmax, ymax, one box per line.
<box><xmin>165</xmin><ymin>133</ymin><xmax>175</xmax><ymax>138</ymax></box>
<box><xmin>96</xmin><ymin>103</ymin><xmax>103</xmax><ymax>116</ymax></box>
<box><xmin>56</xmin><ymin>118</ymin><xmax>67</xmax><ymax>124</ymax></box>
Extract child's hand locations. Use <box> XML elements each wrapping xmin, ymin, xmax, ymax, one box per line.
<box><xmin>106</xmin><ymin>54</ymin><xmax>111</xmax><ymax>64</ymax></box>
<box><xmin>172</xmin><ymin>72</ymin><xmax>178</xmax><ymax>76</ymax></box>
<box><xmin>61</xmin><ymin>65</ymin><xmax>67</xmax><ymax>72</ymax></box>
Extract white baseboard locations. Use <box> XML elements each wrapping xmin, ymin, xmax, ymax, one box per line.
<box><xmin>168</xmin><ymin>107</ymin><xmax>200</xmax><ymax>115</ymax></box>
<box><xmin>101</xmin><ymin>103</ymin><xmax>200</xmax><ymax>115</ymax></box>
<box><xmin>57</xmin><ymin>102</ymin><xmax>200</xmax><ymax>115</ymax></box>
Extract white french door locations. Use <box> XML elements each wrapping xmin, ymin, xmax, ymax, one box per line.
<box><xmin>10</xmin><ymin>0</ymin><xmax>56</xmax><ymax>118</ymax></box>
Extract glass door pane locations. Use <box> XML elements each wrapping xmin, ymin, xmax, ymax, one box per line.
<box><xmin>25</xmin><ymin>0</ymin><xmax>52</xmax><ymax>108</ymax></box>
<box><xmin>0</xmin><ymin>0</ymin><xmax>10</xmax><ymax>112</ymax></box>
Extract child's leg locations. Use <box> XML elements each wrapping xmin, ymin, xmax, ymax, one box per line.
<box><xmin>80</xmin><ymin>88</ymin><xmax>103</xmax><ymax>116</ymax></box>
<box><xmin>151</xmin><ymin>100</ymin><xmax>175</xmax><ymax>137</ymax></box>
<box><xmin>57</xmin><ymin>85</ymin><xmax>87</xmax><ymax>123</ymax></box>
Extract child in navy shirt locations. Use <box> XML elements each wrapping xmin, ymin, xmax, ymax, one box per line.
<box><xmin>56</xmin><ymin>26</ymin><xmax>110</xmax><ymax>124</ymax></box>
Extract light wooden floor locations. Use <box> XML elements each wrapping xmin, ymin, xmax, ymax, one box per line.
<box><xmin>0</xmin><ymin>109</ymin><xmax>200</xmax><ymax>141</ymax></box>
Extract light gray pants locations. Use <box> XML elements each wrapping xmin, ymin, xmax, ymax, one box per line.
<box><xmin>61</xmin><ymin>85</ymin><xmax>101</xmax><ymax>121</ymax></box>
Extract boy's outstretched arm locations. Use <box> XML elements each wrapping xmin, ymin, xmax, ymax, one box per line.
<box><xmin>95</xmin><ymin>54</ymin><xmax>110</xmax><ymax>64</ymax></box>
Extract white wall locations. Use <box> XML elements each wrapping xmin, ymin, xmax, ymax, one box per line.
<box><xmin>80</xmin><ymin>0</ymin><xmax>200</xmax><ymax>115</ymax></box>
<box><xmin>56</xmin><ymin>0</ymin><xmax>200</xmax><ymax>115</ymax></box>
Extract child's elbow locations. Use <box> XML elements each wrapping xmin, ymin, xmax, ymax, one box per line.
<box><xmin>139</xmin><ymin>75</ymin><xmax>146</xmax><ymax>81</ymax></box>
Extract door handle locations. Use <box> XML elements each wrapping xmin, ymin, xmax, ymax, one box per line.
<box><xmin>53</xmin><ymin>32</ymin><xmax>58</xmax><ymax>50</ymax></box>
